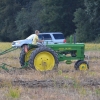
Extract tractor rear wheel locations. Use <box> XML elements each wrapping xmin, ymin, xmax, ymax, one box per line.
<box><xmin>19</xmin><ymin>45</ymin><xmax>35</xmax><ymax>67</ymax></box>
<box><xmin>74</xmin><ymin>60</ymin><xmax>89</xmax><ymax>71</ymax></box>
<box><xmin>29</xmin><ymin>47</ymin><xmax>59</xmax><ymax>71</ymax></box>
<box><xmin>19</xmin><ymin>47</ymin><xmax>26</xmax><ymax>66</ymax></box>
<box><xmin>19</xmin><ymin>44</ymin><xmax>45</xmax><ymax>67</ymax></box>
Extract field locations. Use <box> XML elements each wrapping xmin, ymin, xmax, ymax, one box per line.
<box><xmin>0</xmin><ymin>42</ymin><xmax>100</xmax><ymax>100</ymax></box>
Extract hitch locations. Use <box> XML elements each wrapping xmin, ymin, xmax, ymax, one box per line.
<box><xmin>0</xmin><ymin>47</ymin><xmax>29</xmax><ymax>72</ymax></box>
<box><xmin>0</xmin><ymin>47</ymin><xmax>18</xmax><ymax>56</ymax></box>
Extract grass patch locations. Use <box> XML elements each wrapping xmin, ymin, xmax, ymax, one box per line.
<box><xmin>7</xmin><ymin>87</ymin><xmax>21</xmax><ymax>99</ymax></box>
<box><xmin>79</xmin><ymin>87</ymin><xmax>87</xmax><ymax>96</ymax></box>
<box><xmin>85</xmin><ymin>43</ymin><xmax>100</xmax><ymax>51</ymax></box>
<box><xmin>96</xmin><ymin>89</ymin><xmax>100</xmax><ymax>95</ymax></box>
<box><xmin>0</xmin><ymin>42</ymin><xmax>11</xmax><ymax>51</ymax></box>
<box><xmin>58</xmin><ymin>70</ymin><xmax>62</xmax><ymax>75</ymax></box>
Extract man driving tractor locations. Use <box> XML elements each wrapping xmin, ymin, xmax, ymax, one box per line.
<box><xmin>32</xmin><ymin>30</ymin><xmax>44</xmax><ymax>45</ymax></box>
<box><xmin>24</xmin><ymin>30</ymin><xmax>44</xmax><ymax>52</ymax></box>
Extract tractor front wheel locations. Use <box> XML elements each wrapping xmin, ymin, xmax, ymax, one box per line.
<box><xmin>29</xmin><ymin>47</ymin><xmax>59</xmax><ymax>71</ymax></box>
<box><xmin>74</xmin><ymin>60</ymin><xmax>82</xmax><ymax>70</ymax></box>
<box><xmin>74</xmin><ymin>60</ymin><xmax>89</xmax><ymax>71</ymax></box>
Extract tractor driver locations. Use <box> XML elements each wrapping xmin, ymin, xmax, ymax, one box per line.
<box><xmin>24</xmin><ymin>30</ymin><xmax>43</xmax><ymax>53</ymax></box>
<box><xmin>32</xmin><ymin>30</ymin><xmax>44</xmax><ymax>45</ymax></box>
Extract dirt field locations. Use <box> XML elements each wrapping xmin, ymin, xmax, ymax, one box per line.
<box><xmin>0</xmin><ymin>43</ymin><xmax>100</xmax><ymax>100</ymax></box>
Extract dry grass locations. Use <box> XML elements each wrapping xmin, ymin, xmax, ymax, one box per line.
<box><xmin>85</xmin><ymin>43</ymin><xmax>100</xmax><ymax>50</ymax></box>
<box><xmin>0</xmin><ymin>42</ymin><xmax>100</xmax><ymax>100</ymax></box>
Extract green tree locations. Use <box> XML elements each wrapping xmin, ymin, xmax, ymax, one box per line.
<box><xmin>15</xmin><ymin>0</ymin><xmax>42</xmax><ymax>39</ymax></box>
<box><xmin>0</xmin><ymin>0</ymin><xmax>21</xmax><ymax>41</ymax></box>
<box><xmin>0</xmin><ymin>0</ymin><xmax>35</xmax><ymax>41</ymax></box>
<box><xmin>74</xmin><ymin>0</ymin><xmax>100</xmax><ymax>42</ymax></box>
<box><xmin>0</xmin><ymin>0</ymin><xmax>84</xmax><ymax>41</ymax></box>
<box><xmin>73</xmin><ymin>8</ymin><xmax>93</xmax><ymax>42</ymax></box>
<box><xmin>39</xmin><ymin>0</ymin><xmax>83</xmax><ymax>36</ymax></box>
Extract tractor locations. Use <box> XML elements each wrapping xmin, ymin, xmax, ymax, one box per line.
<box><xmin>19</xmin><ymin>36</ymin><xmax>89</xmax><ymax>71</ymax></box>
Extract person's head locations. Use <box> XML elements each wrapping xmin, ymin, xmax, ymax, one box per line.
<box><xmin>35</xmin><ymin>30</ymin><xmax>39</xmax><ymax>35</ymax></box>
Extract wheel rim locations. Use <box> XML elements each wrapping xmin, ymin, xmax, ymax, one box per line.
<box><xmin>34</xmin><ymin>51</ymin><xmax>55</xmax><ymax>71</ymax></box>
<box><xmin>25</xmin><ymin>48</ymin><xmax>35</xmax><ymax>62</ymax></box>
<box><xmin>79</xmin><ymin>63</ymin><xmax>88</xmax><ymax>71</ymax></box>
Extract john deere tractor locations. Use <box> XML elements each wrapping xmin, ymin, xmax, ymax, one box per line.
<box><xmin>19</xmin><ymin>37</ymin><xmax>89</xmax><ymax>71</ymax></box>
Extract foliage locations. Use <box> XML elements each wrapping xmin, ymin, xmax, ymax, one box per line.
<box><xmin>0</xmin><ymin>0</ymin><xmax>100</xmax><ymax>42</ymax></box>
<box><xmin>15</xmin><ymin>0</ymin><xmax>41</xmax><ymax>39</ymax></box>
<box><xmin>74</xmin><ymin>0</ymin><xmax>100</xmax><ymax>42</ymax></box>
<box><xmin>39</xmin><ymin>0</ymin><xmax>82</xmax><ymax>36</ymax></box>
<box><xmin>0</xmin><ymin>0</ymin><xmax>21</xmax><ymax>41</ymax></box>
<box><xmin>0</xmin><ymin>0</ymin><xmax>83</xmax><ymax>41</ymax></box>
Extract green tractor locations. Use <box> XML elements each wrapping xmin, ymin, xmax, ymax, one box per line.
<box><xmin>19</xmin><ymin>38</ymin><xmax>89</xmax><ymax>71</ymax></box>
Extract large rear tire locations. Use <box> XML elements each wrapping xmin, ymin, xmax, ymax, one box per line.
<box><xmin>19</xmin><ymin>47</ymin><xmax>25</xmax><ymax>66</ymax></box>
<box><xmin>19</xmin><ymin>45</ymin><xmax>35</xmax><ymax>67</ymax></box>
<box><xmin>29</xmin><ymin>47</ymin><xmax>59</xmax><ymax>71</ymax></box>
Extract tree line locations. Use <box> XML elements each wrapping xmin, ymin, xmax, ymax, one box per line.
<box><xmin>0</xmin><ymin>0</ymin><xmax>100</xmax><ymax>42</ymax></box>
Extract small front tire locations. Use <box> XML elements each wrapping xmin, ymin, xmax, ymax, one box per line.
<box><xmin>74</xmin><ymin>60</ymin><xmax>89</xmax><ymax>71</ymax></box>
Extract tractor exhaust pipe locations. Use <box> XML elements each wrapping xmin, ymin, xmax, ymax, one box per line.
<box><xmin>74</xmin><ymin>32</ymin><xmax>76</xmax><ymax>44</ymax></box>
<box><xmin>70</xmin><ymin>33</ymin><xmax>76</xmax><ymax>44</ymax></box>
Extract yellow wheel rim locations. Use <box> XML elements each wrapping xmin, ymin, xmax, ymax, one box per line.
<box><xmin>34</xmin><ymin>51</ymin><xmax>55</xmax><ymax>71</ymax></box>
<box><xmin>25</xmin><ymin>48</ymin><xmax>35</xmax><ymax>62</ymax></box>
<box><xmin>79</xmin><ymin>63</ymin><xmax>88</xmax><ymax>71</ymax></box>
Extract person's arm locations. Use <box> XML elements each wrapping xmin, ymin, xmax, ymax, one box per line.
<box><xmin>37</xmin><ymin>39</ymin><xmax>44</xmax><ymax>43</ymax></box>
<box><xmin>36</xmin><ymin>35</ymin><xmax>44</xmax><ymax>43</ymax></box>
<box><xmin>33</xmin><ymin>34</ymin><xmax>44</xmax><ymax>44</ymax></box>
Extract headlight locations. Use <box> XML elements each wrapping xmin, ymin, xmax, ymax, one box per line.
<box><xmin>15</xmin><ymin>42</ymin><xmax>20</xmax><ymax>44</ymax></box>
<box><xmin>12</xmin><ymin>42</ymin><xmax>20</xmax><ymax>45</ymax></box>
<box><xmin>12</xmin><ymin>42</ymin><xmax>15</xmax><ymax>45</ymax></box>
